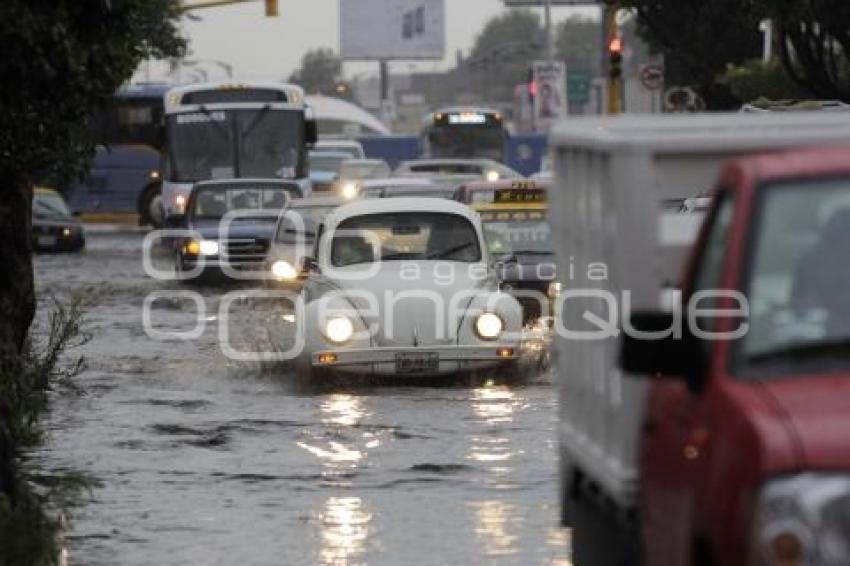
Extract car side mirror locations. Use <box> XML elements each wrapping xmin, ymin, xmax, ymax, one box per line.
<box><xmin>620</xmin><ymin>310</ymin><xmax>706</xmax><ymax>394</ymax></box>
<box><xmin>298</xmin><ymin>256</ymin><xmax>318</xmax><ymax>279</ymax></box>
<box><xmin>304</xmin><ymin>119</ymin><xmax>318</xmax><ymax>147</ymax></box>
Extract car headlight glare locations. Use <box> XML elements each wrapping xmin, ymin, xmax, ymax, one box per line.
<box><xmin>325</xmin><ymin>316</ymin><xmax>354</xmax><ymax>344</ymax></box>
<box><xmin>475</xmin><ymin>312</ymin><xmax>503</xmax><ymax>340</ymax></box>
<box><xmin>341</xmin><ymin>182</ymin><xmax>359</xmax><ymax>199</ymax></box>
<box><xmin>199</xmin><ymin>240</ymin><xmax>219</xmax><ymax>256</ymax></box>
<box><xmin>271</xmin><ymin>259</ymin><xmax>297</xmax><ymax>280</ymax></box>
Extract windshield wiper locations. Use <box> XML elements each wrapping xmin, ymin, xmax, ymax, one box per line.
<box><xmin>748</xmin><ymin>339</ymin><xmax>850</xmax><ymax>365</ymax></box>
<box><xmin>426</xmin><ymin>242</ymin><xmax>474</xmax><ymax>260</ymax></box>
<box><xmin>242</xmin><ymin>103</ymin><xmax>271</xmax><ymax>139</ymax></box>
<box><xmin>284</xmin><ymin>228</ymin><xmax>316</xmax><ymax>238</ymax></box>
<box><xmin>198</xmin><ymin>105</ymin><xmax>230</xmax><ymax>139</ymax></box>
<box><xmin>496</xmin><ymin>250</ymin><xmax>554</xmax><ymax>263</ymax></box>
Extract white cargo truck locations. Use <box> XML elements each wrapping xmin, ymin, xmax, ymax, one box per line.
<box><xmin>548</xmin><ymin>113</ymin><xmax>850</xmax><ymax>565</ymax></box>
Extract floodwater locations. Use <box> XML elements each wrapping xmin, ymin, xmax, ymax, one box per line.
<box><xmin>33</xmin><ymin>231</ymin><xmax>570</xmax><ymax>566</ymax></box>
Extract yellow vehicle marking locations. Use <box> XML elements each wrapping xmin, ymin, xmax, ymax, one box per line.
<box><xmin>78</xmin><ymin>212</ymin><xmax>140</xmax><ymax>225</ymax></box>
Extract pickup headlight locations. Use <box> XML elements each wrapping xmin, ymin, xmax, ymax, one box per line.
<box><xmin>324</xmin><ymin>316</ymin><xmax>354</xmax><ymax>344</ymax></box>
<box><xmin>475</xmin><ymin>312</ymin><xmax>503</xmax><ymax>340</ymax></box>
<box><xmin>271</xmin><ymin>259</ymin><xmax>297</xmax><ymax>280</ymax></box>
<box><xmin>184</xmin><ymin>239</ymin><xmax>219</xmax><ymax>256</ymax></box>
<box><xmin>754</xmin><ymin>474</ymin><xmax>850</xmax><ymax>565</ymax></box>
<box><xmin>199</xmin><ymin>240</ymin><xmax>219</xmax><ymax>256</ymax></box>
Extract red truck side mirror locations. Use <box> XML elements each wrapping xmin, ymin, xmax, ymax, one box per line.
<box><xmin>620</xmin><ymin>310</ymin><xmax>707</xmax><ymax>394</ymax></box>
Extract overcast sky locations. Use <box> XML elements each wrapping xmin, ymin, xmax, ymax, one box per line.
<box><xmin>134</xmin><ymin>0</ymin><xmax>598</xmax><ymax>83</ymax></box>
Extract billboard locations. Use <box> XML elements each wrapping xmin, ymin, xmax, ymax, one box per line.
<box><xmin>340</xmin><ymin>0</ymin><xmax>445</xmax><ymax>61</ymax></box>
<box><xmin>533</xmin><ymin>60</ymin><xmax>568</xmax><ymax>131</ymax></box>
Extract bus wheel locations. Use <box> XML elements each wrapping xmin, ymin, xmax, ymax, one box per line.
<box><xmin>139</xmin><ymin>183</ymin><xmax>164</xmax><ymax>228</ymax></box>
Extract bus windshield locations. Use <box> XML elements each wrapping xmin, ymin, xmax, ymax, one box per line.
<box><xmin>167</xmin><ymin>108</ymin><xmax>303</xmax><ymax>182</ymax></box>
<box><xmin>426</xmin><ymin>123</ymin><xmax>504</xmax><ymax>161</ymax></box>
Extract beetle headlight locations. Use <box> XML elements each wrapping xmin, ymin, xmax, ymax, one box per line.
<box><xmin>754</xmin><ymin>474</ymin><xmax>850</xmax><ymax>566</ymax></box>
<box><xmin>199</xmin><ymin>240</ymin><xmax>219</xmax><ymax>256</ymax></box>
<box><xmin>271</xmin><ymin>259</ymin><xmax>297</xmax><ymax>280</ymax></box>
<box><xmin>475</xmin><ymin>312</ymin><xmax>503</xmax><ymax>340</ymax></box>
<box><xmin>324</xmin><ymin>316</ymin><xmax>354</xmax><ymax>344</ymax></box>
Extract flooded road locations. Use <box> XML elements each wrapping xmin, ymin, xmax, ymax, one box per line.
<box><xmin>33</xmin><ymin>231</ymin><xmax>570</xmax><ymax>565</ymax></box>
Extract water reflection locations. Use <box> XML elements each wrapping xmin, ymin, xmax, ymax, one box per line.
<box><xmin>468</xmin><ymin>385</ymin><xmax>522</xmax><ymax>477</ymax></box>
<box><xmin>470</xmin><ymin>385</ymin><xmax>520</xmax><ymax>424</ymax></box>
<box><xmin>321</xmin><ymin>394</ymin><xmax>366</xmax><ymax>427</ymax></box>
<box><xmin>318</xmin><ymin>496</ymin><xmax>372</xmax><ymax>566</ymax></box>
<box><xmin>298</xmin><ymin>394</ymin><xmax>369</xmax><ymax>476</ymax></box>
<box><xmin>469</xmin><ymin>500</ymin><xmax>520</xmax><ymax>556</ymax></box>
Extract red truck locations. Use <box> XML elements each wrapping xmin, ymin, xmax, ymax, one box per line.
<box><xmin>624</xmin><ymin>145</ymin><xmax>850</xmax><ymax>565</ymax></box>
<box><xmin>549</xmin><ymin>114</ymin><xmax>850</xmax><ymax>566</ymax></box>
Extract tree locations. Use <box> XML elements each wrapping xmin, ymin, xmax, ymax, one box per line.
<box><xmin>288</xmin><ymin>48</ymin><xmax>342</xmax><ymax>95</ymax></box>
<box><xmin>0</xmin><ymin>0</ymin><xmax>184</xmax><ymax>508</ymax></box>
<box><xmin>466</xmin><ymin>10</ymin><xmax>544</xmax><ymax>103</ymax></box>
<box><xmin>721</xmin><ymin>58</ymin><xmax>813</xmax><ymax>102</ymax></box>
<box><xmin>620</xmin><ymin>0</ymin><xmax>764</xmax><ymax>108</ymax></box>
<box><xmin>761</xmin><ymin>0</ymin><xmax>850</xmax><ymax>100</ymax></box>
<box><xmin>556</xmin><ymin>15</ymin><xmax>602</xmax><ymax>77</ymax></box>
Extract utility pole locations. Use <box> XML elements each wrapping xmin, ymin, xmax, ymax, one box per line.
<box><xmin>379</xmin><ymin>60</ymin><xmax>391</xmax><ymax>127</ymax></box>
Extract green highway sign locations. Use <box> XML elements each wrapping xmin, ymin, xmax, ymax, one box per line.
<box><xmin>566</xmin><ymin>69</ymin><xmax>592</xmax><ymax>105</ymax></box>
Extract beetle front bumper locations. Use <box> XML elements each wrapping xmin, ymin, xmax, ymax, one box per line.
<box><xmin>311</xmin><ymin>344</ymin><xmax>519</xmax><ymax>376</ymax></box>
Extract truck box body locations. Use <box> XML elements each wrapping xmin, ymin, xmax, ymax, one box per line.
<box><xmin>549</xmin><ymin>113</ymin><xmax>850</xmax><ymax>509</ymax></box>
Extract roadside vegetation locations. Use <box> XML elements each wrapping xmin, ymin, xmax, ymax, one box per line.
<box><xmin>0</xmin><ymin>299</ymin><xmax>87</xmax><ymax>566</ymax></box>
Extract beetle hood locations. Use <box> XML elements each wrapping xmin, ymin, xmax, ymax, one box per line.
<box><xmin>327</xmin><ymin>261</ymin><xmax>496</xmax><ymax>347</ymax></box>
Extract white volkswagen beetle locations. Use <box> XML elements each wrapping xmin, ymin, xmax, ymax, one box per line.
<box><xmin>297</xmin><ymin>197</ymin><xmax>524</xmax><ymax>378</ymax></box>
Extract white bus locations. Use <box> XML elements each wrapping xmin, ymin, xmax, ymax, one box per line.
<box><xmin>162</xmin><ymin>82</ymin><xmax>317</xmax><ymax>223</ymax></box>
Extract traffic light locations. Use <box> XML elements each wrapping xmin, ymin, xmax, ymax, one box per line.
<box><xmin>608</xmin><ymin>37</ymin><xmax>623</xmax><ymax>80</ymax></box>
<box><xmin>265</xmin><ymin>0</ymin><xmax>278</xmax><ymax>17</ymax></box>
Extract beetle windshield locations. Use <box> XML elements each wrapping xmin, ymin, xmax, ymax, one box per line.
<box><xmin>331</xmin><ymin>212</ymin><xmax>481</xmax><ymax>266</ymax></box>
<box><xmin>741</xmin><ymin>177</ymin><xmax>850</xmax><ymax>374</ymax></box>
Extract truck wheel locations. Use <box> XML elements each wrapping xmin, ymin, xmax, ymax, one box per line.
<box><xmin>139</xmin><ymin>183</ymin><xmax>164</xmax><ymax>228</ymax></box>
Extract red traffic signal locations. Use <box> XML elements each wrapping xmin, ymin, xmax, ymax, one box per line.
<box><xmin>608</xmin><ymin>37</ymin><xmax>623</xmax><ymax>54</ymax></box>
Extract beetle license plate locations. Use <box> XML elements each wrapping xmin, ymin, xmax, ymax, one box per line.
<box><xmin>395</xmin><ymin>352</ymin><xmax>439</xmax><ymax>374</ymax></box>
<box><xmin>37</xmin><ymin>235</ymin><xmax>57</xmax><ymax>247</ymax></box>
